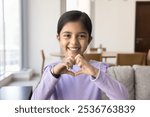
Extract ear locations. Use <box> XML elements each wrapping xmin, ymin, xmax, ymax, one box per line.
<box><xmin>88</xmin><ymin>36</ymin><xmax>92</xmax><ymax>44</ymax></box>
<box><xmin>57</xmin><ymin>34</ymin><xmax>60</xmax><ymax>41</ymax></box>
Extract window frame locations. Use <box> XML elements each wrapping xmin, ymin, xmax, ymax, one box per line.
<box><xmin>0</xmin><ymin>0</ymin><xmax>28</xmax><ymax>79</ymax></box>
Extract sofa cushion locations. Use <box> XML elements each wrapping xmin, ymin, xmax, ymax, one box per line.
<box><xmin>133</xmin><ymin>65</ymin><xmax>150</xmax><ymax>100</ymax></box>
<box><xmin>102</xmin><ymin>66</ymin><xmax>134</xmax><ymax>100</ymax></box>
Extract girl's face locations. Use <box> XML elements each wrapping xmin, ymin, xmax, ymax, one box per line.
<box><xmin>57</xmin><ymin>21</ymin><xmax>91</xmax><ymax>58</ymax></box>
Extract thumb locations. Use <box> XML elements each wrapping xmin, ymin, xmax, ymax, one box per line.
<box><xmin>65</xmin><ymin>70</ymin><xmax>75</xmax><ymax>76</ymax></box>
<box><xmin>75</xmin><ymin>70</ymin><xmax>83</xmax><ymax>76</ymax></box>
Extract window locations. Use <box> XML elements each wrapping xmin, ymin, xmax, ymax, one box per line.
<box><xmin>66</xmin><ymin>0</ymin><xmax>78</xmax><ymax>11</ymax></box>
<box><xmin>66</xmin><ymin>0</ymin><xmax>94</xmax><ymax>49</ymax></box>
<box><xmin>66</xmin><ymin>0</ymin><xmax>91</xmax><ymax>16</ymax></box>
<box><xmin>0</xmin><ymin>0</ymin><xmax>21</xmax><ymax>76</ymax></box>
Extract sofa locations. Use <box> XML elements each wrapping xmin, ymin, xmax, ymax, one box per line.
<box><xmin>101</xmin><ymin>65</ymin><xmax>150</xmax><ymax>100</ymax></box>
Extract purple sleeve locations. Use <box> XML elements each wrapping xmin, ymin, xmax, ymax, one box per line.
<box><xmin>91</xmin><ymin>63</ymin><xmax>129</xmax><ymax>100</ymax></box>
<box><xmin>31</xmin><ymin>65</ymin><xmax>59</xmax><ymax>100</ymax></box>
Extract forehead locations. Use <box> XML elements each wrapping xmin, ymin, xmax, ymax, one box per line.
<box><xmin>61</xmin><ymin>21</ymin><xmax>87</xmax><ymax>32</ymax></box>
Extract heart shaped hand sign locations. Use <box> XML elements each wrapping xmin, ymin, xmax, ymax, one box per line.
<box><xmin>52</xmin><ymin>54</ymin><xmax>99</xmax><ymax>78</ymax></box>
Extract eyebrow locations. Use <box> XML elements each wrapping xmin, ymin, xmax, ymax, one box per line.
<box><xmin>62</xmin><ymin>31</ymin><xmax>88</xmax><ymax>35</ymax></box>
<box><xmin>62</xmin><ymin>31</ymin><xmax>71</xmax><ymax>34</ymax></box>
<box><xmin>78</xmin><ymin>32</ymin><xmax>88</xmax><ymax>35</ymax></box>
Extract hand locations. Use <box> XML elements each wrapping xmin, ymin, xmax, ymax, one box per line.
<box><xmin>52</xmin><ymin>54</ymin><xmax>99</xmax><ymax>78</ymax></box>
<box><xmin>52</xmin><ymin>56</ymin><xmax>76</xmax><ymax>76</ymax></box>
<box><xmin>75</xmin><ymin>54</ymin><xmax>99</xmax><ymax>78</ymax></box>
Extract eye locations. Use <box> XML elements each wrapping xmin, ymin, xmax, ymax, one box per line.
<box><xmin>63</xmin><ymin>34</ymin><xmax>71</xmax><ymax>39</ymax></box>
<box><xmin>78</xmin><ymin>34</ymin><xmax>87</xmax><ymax>39</ymax></box>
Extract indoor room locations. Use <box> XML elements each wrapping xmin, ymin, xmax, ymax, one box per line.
<box><xmin>0</xmin><ymin>0</ymin><xmax>150</xmax><ymax>100</ymax></box>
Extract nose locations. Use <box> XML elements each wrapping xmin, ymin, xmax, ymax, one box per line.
<box><xmin>70</xmin><ymin>35</ymin><xmax>79</xmax><ymax>45</ymax></box>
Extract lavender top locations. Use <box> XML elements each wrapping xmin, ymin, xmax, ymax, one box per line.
<box><xmin>31</xmin><ymin>61</ymin><xmax>128</xmax><ymax>100</ymax></box>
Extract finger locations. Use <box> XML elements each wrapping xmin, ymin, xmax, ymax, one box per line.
<box><xmin>65</xmin><ymin>58</ymin><xmax>74</xmax><ymax>68</ymax></box>
<box><xmin>69</xmin><ymin>56</ymin><xmax>76</xmax><ymax>64</ymax></box>
<box><xmin>66</xmin><ymin>56</ymin><xmax>75</xmax><ymax>63</ymax></box>
<box><xmin>64</xmin><ymin>62</ymin><xmax>71</xmax><ymax>69</ymax></box>
<box><xmin>67</xmin><ymin>61</ymin><xmax>72</xmax><ymax>68</ymax></box>
<box><xmin>75</xmin><ymin>54</ymin><xmax>82</xmax><ymax>61</ymax></box>
<box><xmin>75</xmin><ymin>54</ymin><xmax>83</xmax><ymax>64</ymax></box>
<box><xmin>76</xmin><ymin>61</ymin><xmax>83</xmax><ymax>68</ymax></box>
<box><xmin>65</xmin><ymin>60</ymin><xmax>73</xmax><ymax>69</ymax></box>
<box><xmin>61</xmin><ymin>62</ymin><xmax>70</xmax><ymax>70</ymax></box>
<box><xmin>75</xmin><ymin>70</ymin><xmax>83</xmax><ymax>76</ymax></box>
<box><xmin>65</xmin><ymin>70</ymin><xmax>75</xmax><ymax>76</ymax></box>
<box><xmin>75</xmin><ymin>57</ymin><xmax>80</xmax><ymax>65</ymax></box>
<box><xmin>59</xmin><ymin>63</ymin><xmax>68</xmax><ymax>71</ymax></box>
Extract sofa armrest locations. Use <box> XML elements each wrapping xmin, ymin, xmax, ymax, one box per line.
<box><xmin>103</xmin><ymin>66</ymin><xmax>135</xmax><ymax>100</ymax></box>
<box><xmin>133</xmin><ymin>65</ymin><xmax>150</xmax><ymax>100</ymax></box>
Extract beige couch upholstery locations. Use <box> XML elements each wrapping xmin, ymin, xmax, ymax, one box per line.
<box><xmin>102</xmin><ymin>65</ymin><xmax>150</xmax><ymax>100</ymax></box>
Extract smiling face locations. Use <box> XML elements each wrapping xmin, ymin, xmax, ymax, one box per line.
<box><xmin>57</xmin><ymin>21</ymin><xmax>91</xmax><ymax>58</ymax></box>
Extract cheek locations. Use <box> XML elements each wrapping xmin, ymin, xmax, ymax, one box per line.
<box><xmin>59</xmin><ymin>43</ymin><xmax>67</xmax><ymax>53</ymax></box>
<box><xmin>81</xmin><ymin>41</ymin><xmax>89</xmax><ymax>51</ymax></box>
<box><xmin>59</xmin><ymin>40</ymin><xmax>68</xmax><ymax>49</ymax></box>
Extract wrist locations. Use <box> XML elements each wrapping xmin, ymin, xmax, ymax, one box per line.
<box><xmin>50</xmin><ymin>66</ymin><xmax>60</xmax><ymax>78</ymax></box>
<box><xmin>91</xmin><ymin>68</ymin><xmax>99</xmax><ymax>78</ymax></box>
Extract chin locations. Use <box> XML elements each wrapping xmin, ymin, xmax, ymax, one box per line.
<box><xmin>67</xmin><ymin>52</ymin><xmax>78</xmax><ymax>58</ymax></box>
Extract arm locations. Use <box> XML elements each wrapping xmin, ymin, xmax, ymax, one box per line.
<box><xmin>31</xmin><ymin>65</ymin><xmax>59</xmax><ymax>100</ymax></box>
<box><xmin>75</xmin><ymin>54</ymin><xmax>128</xmax><ymax>100</ymax></box>
<box><xmin>31</xmin><ymin>56</ymin><xmax>75</xmax><ymax>100</ymax></box>
<box><xmin>91</xmin><ymin>63</ymin><xmax>129</xmax><ymax>100</ymax></box>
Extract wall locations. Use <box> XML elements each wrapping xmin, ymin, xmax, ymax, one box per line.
<box><xmin>94</xmin><ymin>0</ymin><xmax>150</xmax><ymax>52</ymax></box>
<box><xmin>94</xmin><ymin>0</ymin><xmax>135</xmax><ymax>51</ymax></box>
<box><xmin>27</xmin><ymin>0</ymin><xmax>150</xmax><ymax>73</ymax></box>
<box><xmin>27</xmin><ymin>0</ymin><xmax>63</xmax><ymax>73</ymax></box>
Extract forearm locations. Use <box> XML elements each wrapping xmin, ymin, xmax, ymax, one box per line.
<box><xmin>31</xmin><ymin>66</ymin><xmax>59</xmax><ymax>100</ymax></box>
<box><xmin>92</xmin><ymin>70</ymin><xmax>128</xmax><ymax>100</ymax></box>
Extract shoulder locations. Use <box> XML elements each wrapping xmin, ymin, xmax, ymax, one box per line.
<box><xmin>44</xmin><ymin>61</ymin><xmax>61</xmax><ymax>70</ymax></box>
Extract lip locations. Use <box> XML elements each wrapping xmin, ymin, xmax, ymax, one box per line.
<box><xmin>67</xmin><ymin>47</ymin><xmax>80</xmax><ymax>52</ymax></box>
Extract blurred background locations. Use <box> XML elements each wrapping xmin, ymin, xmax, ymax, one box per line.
<box><xmin>0</xmin><ymin>0</ymin><xmax>150</xmax><ymax>91</ymax></box>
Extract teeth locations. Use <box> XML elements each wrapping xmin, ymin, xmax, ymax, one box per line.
<box><xmin>69</xmin><ymin>47</ymin><xmax>79</xmax><ymax>51</ymax></box>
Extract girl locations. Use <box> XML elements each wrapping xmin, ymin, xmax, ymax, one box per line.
<box><xmin>31</xmin><ymin>10</ymin><xmax>128</xmax><ymax>100</ymax></box>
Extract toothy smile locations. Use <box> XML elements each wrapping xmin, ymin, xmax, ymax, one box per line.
<box><xmin>68</xmin><ymin>47</ymin><xmax>80</xmax><ymax>52</ymax></box>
